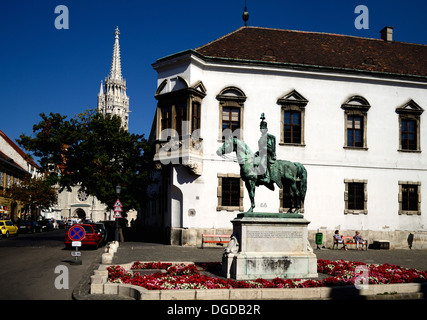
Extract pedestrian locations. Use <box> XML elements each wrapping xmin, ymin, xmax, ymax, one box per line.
<box><xmin>334</xmin><ymin>230</ymin><xmax>347</xmax><ymax>250</ymax></box>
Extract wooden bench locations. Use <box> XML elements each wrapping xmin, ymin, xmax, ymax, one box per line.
<box><xmin>201</xmin><ymin>234</ymin><xmax>231</xmax><ymax>249</ymax></box>
<box><xmin>341</xmin><ymin>236</ymin><xmax>368</xmax><ymax>250</ymax></box>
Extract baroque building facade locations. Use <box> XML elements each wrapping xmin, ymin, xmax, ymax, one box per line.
<box><xmin>145</xmin><ymin>26</ymin><xmax>427</xmax><ymax>249</ymax></box>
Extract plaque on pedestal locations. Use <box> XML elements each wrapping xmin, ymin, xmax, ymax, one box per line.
<box><xmin>222</xmin><ymin>213</ymin><xmax>318</xmax><ymax>280</ymax></box>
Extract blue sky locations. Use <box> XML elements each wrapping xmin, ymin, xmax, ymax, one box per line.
<box><xmin>1</xmin><ymin>0</ymin><xmax>426</xmax><ymax>152</ymax></box>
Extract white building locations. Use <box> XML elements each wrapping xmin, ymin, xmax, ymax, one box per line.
<box><xmin>146</xmin><ymin>26</ymin><xmax>427</xmax><ymax>249</ymax></box>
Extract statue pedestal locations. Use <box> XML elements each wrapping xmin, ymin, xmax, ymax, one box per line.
<box><xmin>222</xmin><ymin>213</ymin><xmax>318</xmax><ymax>280</ymax></box>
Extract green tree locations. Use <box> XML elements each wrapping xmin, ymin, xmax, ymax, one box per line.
<box><xmin>17</xmin><ymin>109</ymin><xmax>153</xmax><ymax>213</ymax></box>
<box><xmin>6</xmin><ymin>174</ymin><xmax>58</xmax><ymax>218</ymax></box>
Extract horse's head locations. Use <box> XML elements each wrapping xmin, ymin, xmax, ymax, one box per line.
<box><xmin>216</xmin><ymin>135</ymin><xmax>235</xmax><ymax>156</ymax></box>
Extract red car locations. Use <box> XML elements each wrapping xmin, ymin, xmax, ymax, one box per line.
<box><xmin>64</xmin><ymin>224</ymin><xmax>103</xmax><ymax>249</ymax></box>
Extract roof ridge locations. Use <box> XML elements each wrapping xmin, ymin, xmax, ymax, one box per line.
<box><xmin>200</xmin><ymin>26</ymin><xmax>426</xmax><ymax>47</ymax></box>
<box><xmin>195</xmin><ymin>26</ymin><xmax>247</xmax><ymax>51</ymax></box>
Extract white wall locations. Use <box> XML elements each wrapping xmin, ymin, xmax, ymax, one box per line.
<box><xmin>154</xmin><ymin>52</ymin><xmax>427</xmax><ymax>240</ymax></box>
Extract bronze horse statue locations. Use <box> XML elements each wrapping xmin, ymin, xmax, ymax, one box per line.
<box><xmin>217</xmin><ymin>136</ymin><xmax>307</xmax><ymax>213</ymax></box>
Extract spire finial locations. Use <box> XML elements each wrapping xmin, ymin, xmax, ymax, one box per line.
<box><xmin>242</xmin><ymin>0</ymin><xmax>249</xmax><ymax>26</ymax></box>
<box><xmin>109</xmin><ymin>26</ymin><xmax>123</xmax><ymax>81</ymax></box>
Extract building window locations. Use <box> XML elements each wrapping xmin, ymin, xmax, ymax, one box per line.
<box><xmin>222</xmin><ymin>178</ymin><xmax>240</xmax><ymax>207</ymax></box>
<box><xmin>217</xmin><ymin>87</ymin><xmax>246</xmax><ymax>141</ymax></box>
<box><xmin>175</xmin><ymin>102</ymin><xmax>187</xmax><ymax>137</ymax></box>
<box><xmin>396</xmin><ymin>100</ymin><xmax>423</xmax><ymax>153</ymax></box>
<box><xmin>344</xmin><ymin>179</ymin><xmax>367</xmax><ymax>214</ymax></box>
<box><xmin>347</xmin><ymin>115</ymin><xmax>364</xmax><ymax>148</ymax></box>
<box><xmin>284</xmin><ymin>111</ymin><xmax>301</xmax><ymax>144</ymax></box>
<box><xmin>399</xmin><ymin>181</ymin><xmax>421</xmax><ymax>215</ymax></box>
<box><xmin>401</xmin><ymin>119</ymin><xmax>417</xmax><ymax>151</ymax></box>
<box><xmin>217</xmin><ymin>173</ymin><xmax>244</xmax><ymax>211</ymax></box>
<box><xmin>341</xmin><ymin>96</ymin><xmax>370</xmax><ymax>150</ymax></box>
<box><xmin>6</xmin><ymin>174</ymin><xmax>11</xmax><ymax>189</ymax></box>
<box><xmin>160</xmin><ymin>105</ymin><xmax>172</xmax><ymax>138</ymax></box>
<box><xmin>191</xmin><ymin>101</ymin><xmax>201</xmax><ymax>134</ymax></box>
<box><xmin>278</xmin><ymin>90</ymin><xmax>308</xmax><ymax>146</ymax></box>
<box><xmin>222</xmin><ymin>107</ymin><xmax>240</xmax><ymax>135</ymax></box>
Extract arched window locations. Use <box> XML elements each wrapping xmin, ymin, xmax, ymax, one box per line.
<box><xmin>341</xmin><ymin>96</ymin><xmax>371</xmax><ymax>150</ymax></box>
<box><xmin>216</xmin><ymin>87</ymin><xmax>247</xmax><ymax>141</ymax></box>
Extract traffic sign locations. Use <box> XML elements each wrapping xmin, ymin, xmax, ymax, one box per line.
<box><xmin>113</xmin><ymin>206</ymin><xmax>123</xmax><ymax>212</ymax></box>
<box><xmin>113</xmin><ymin>211</ymin><xmax>122</xmax><ymax>218</ymax></box>
<box><xmin>114</xmin><ymin>199</ymin><xmax>122</xmax><ymax>208</ymax></box>
<box><xmin>68</xmin><ymin>225</ymin><xmax>85</xmax><ymax>241</ymax></box>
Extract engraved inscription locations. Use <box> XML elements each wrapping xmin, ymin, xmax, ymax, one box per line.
<box><xmin>247</xmin><ymin>230</ymin><xmax>302</xmax><ymax>239</ymax></box>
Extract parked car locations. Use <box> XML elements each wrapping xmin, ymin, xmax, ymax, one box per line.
<box><xmin>64</xmin><ymin>224</ymin><xmax>103</xmax><ymax>249</ymax></box>
<box><xmin>0</xmin><ymin>220</ymin><xmax>19</xmax><ymax>239</ymax></box>
<box><xmin>18</xmin><ymin>220</ymin><xmax>41</xmax><ymax>233</ymax></box>
<box><xmin>39</xmin><ymin>219</ymin><xmax>54</xmax><ymax>232</ymax></box>
<box><xmin>91</xmin><ymin>223</ymin><xmax>108</xmax><ymax>245</ymax></box>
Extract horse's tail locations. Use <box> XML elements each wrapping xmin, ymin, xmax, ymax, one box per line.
<box><xmin>295</xmin><ymin>162</ymin><xmax>307</xmax><ymax>202</ymax></box>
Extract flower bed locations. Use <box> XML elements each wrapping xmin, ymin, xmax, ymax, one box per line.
<box><xmin>106</xmin><ymin>259</ymin><xmax>427</xmax><ymax>291</ymax></box>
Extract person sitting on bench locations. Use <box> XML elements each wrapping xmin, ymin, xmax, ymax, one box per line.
<box><xmin>334</xmin><ymin>230</ymin><xmax>347</xmax><ymax>250</ymax></box>
<box><xmin>353</xmin><ymin>231</ymin><xmax>365</xmax><ymax>250</ymax></box>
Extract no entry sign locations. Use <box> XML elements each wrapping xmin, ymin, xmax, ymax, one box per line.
<box><xmin>68</xmin><ymin>225</ymin><xmax>85</xmax><ymax>241</ymax></box>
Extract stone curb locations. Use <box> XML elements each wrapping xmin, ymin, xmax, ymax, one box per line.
<box><xmin>88</xmin><ymin>254</ymin><xmax>427</xmax><ymax>300</ymax></box>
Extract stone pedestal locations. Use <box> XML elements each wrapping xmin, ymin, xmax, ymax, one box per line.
<box><xmin>222</xmin><ymin>213</ymin><xmax>318</xmax><ymax>280</ymax></box>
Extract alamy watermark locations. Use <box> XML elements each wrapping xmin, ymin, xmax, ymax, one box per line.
<box><xmin>54</xmin><ymin>5</ymin><xmax>69</xmax><ymax>30</ymax></box>
<box><xmin>354</xmin><ymin>265</ymin><xmax>369</xmax><ymax>289</ymax></box>
<box><xmin>54</xmin><ymin>265</ymin><xmax>69</xmax><ymax>289</ymax></box>
<box><xmin>354</xmin><ymin>5</ymin><xmax>369</xmax><ymax>30</ymax></box>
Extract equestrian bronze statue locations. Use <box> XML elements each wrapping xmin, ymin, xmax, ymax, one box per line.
<box><xmin>217</xmin><ymin>113</ymin><xmax>307</xmax><ymax>213</ymax></box>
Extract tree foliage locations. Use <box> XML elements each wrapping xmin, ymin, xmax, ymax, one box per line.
<box><xmin>6</xmin><ymin>174</ymin><xmax>58</xmax><ymax>213</ymax></box>
<box><xmin>17</xmin><ymin>109</ymin><xmax>153</xmax><ymax>213</ymax></box>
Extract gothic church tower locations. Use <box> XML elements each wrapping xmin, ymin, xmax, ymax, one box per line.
<box><xmin>97</xmin><ymin>27</ymin><xmax>130</xmax><ymax>130</ymax></box>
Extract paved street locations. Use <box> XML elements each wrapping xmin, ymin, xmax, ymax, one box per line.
<box><xmin>0</xmin><ymin>229</ymin><xmax>102</xmax><ymax>300</ymax></box>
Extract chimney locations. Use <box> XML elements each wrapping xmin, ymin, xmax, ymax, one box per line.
<box><xmin>380</xmin><ymin>26</ymin><xmax>393</xmax><ymax>42</ymax></box>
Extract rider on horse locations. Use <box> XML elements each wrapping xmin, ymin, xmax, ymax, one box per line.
<box><xmin>255</xmin><ymin>113</ymin><xmax>276</xmax><ymax>189</ymax></box>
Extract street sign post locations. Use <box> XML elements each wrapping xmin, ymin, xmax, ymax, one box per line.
<box><xmin>68</xmin><ymin>225</ymin><xmax>85</xmax><ymax>265</ymax></box>
<box><xmin>114</xmin><ymin>198</ymin><xmax>123</xmax><ymax>241</ymax></box>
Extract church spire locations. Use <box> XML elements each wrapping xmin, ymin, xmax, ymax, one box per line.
<box><xmin>97</xmin><ymin>27</ymin><xmax>130</xmax><ymax>131</ymax></box>
<box><xmin>109</xmin><ymin>27</ymin><xmax>123</xmax><ymax>81</ymax></box>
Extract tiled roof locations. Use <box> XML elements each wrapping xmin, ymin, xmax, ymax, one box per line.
<box><xmin>195</xmin><ymin>27</ymin><xmax>427</xmax><ymax>79</ymax></box>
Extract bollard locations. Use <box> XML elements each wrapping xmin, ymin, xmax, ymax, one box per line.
<box><xmin>109</xmin><ymin>242</ymin><xmax>117</xmax><ymax>253</ymax></box>
<box><xmin>102</xmin><ymin>252</ymin><xmax>113</xmax><ymax>264</ymax></box>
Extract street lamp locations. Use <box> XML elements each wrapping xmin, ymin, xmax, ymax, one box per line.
<box><xmin>115</xmin><ymin>184</ymin><xmax>121</xmax><ymax>242</ymax></box>
<box><xmin>116</xmin><ymin>184</ymin><xmax>121</xmax><ymax>195</ymax></box>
